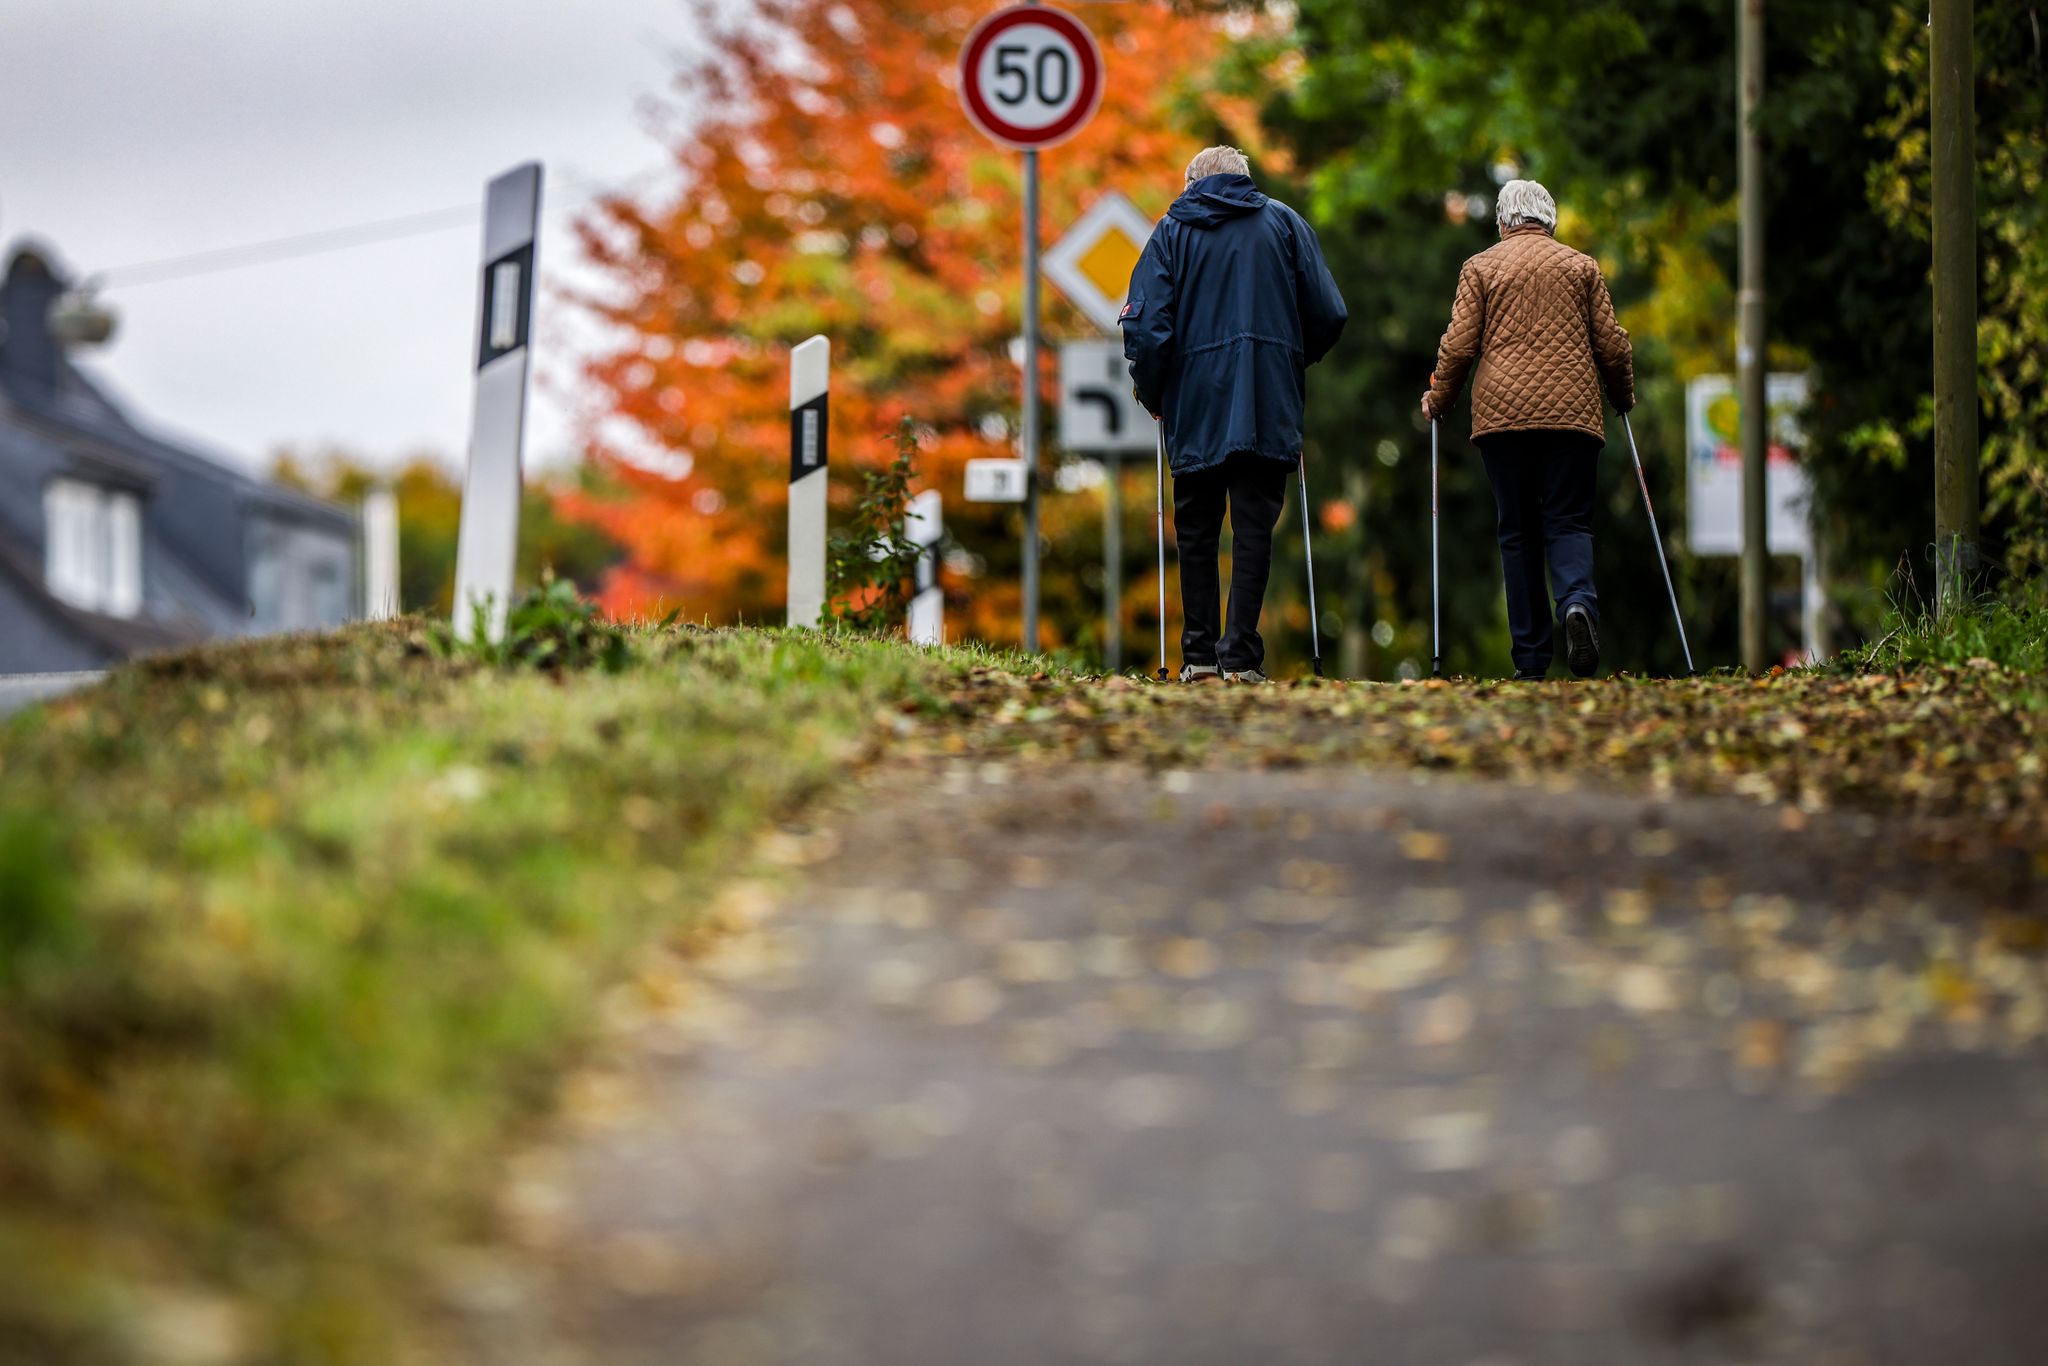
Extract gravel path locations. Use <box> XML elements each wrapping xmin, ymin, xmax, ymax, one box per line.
<box><xmin>460</xmin><ymin>757</ymin><xmax>2048</xmax><ymax>1366</ymax></box>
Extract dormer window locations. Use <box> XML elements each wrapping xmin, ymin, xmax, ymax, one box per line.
<box><xmin>45</xmin><ymin>478</ymin><xmax>142</xmax><ymax>617</ymax></box>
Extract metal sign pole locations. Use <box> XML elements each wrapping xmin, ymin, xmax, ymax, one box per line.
<box><xmin>1103</xmin><ymin>462</ymin><xmax>1122</xmax><ymax>670</ymax></box>
<box><xmin>1021</xmin><ymin>146</ymin><xmax>1041</xmax><ymax>654</ymax></box>
<box><xmin>959</xmin><ymin>2</ymin><xmax>1100</xmax><ymax>656</ymax></box>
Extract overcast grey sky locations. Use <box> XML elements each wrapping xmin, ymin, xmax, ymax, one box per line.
<box><xmin>1</xmin><ymin>0</ymin><xmax>709</xmax><ymax>475</ymax></box>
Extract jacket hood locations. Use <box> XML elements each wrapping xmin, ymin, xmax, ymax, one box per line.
<box><xmin>1167</xmin><ymin>173</ymin><xmax>1268</xmax><ymax>229</ymax></box>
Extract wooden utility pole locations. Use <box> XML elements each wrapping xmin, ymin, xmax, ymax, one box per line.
<box><xmin>1931</xmin><ymin>0</ymin><xmax>1978</xmax><ymax>615</ymax></box>
<box><xmin>1736</xmin><ymin>0</ymin><xmax>1769</xmax><ymax>673</ymax></box>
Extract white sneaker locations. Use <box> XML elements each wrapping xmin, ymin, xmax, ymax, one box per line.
<box><xmin>1223</xmin><ymin>668</ymin><xmax>1270</xmax><ymax>684</ymax></box>
<box><xmin>1179</xmin><ymin>664</ymin><xmax>1221</xmax><ymax>685</ymax></box>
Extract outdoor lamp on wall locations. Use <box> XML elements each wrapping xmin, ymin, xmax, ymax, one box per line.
<box><xmin>50</xmin><ymin>284</ymin><xmax>118</xmax><ymax>348</ymax></box>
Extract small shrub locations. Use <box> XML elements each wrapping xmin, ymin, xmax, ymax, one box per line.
<box><xmin>825</xmin><ymin>417</ymin><xmax>936</xmax><ymax>634</ymax></box>
<box><xmin>438</xmin><ymin>577</ymin><xmax>632</xmax><ymax>673</ymax></box>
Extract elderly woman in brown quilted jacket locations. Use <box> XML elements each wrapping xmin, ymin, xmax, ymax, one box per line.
<box><xmin>1421</xmin><ymin>179</ymin><xmax>1634</xmax><ymax>679</ymax></box>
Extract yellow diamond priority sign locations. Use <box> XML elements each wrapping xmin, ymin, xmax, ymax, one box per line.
<box><xmin>1043</xmin><ymin>192</ymin><xmax>1157</xmax><ymax>334</ymax></box>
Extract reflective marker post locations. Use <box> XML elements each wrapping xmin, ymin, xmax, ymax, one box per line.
<box><xmin>361</xmin><ymin>485</ymin><xmax>399</xmax><ymax>620</ymax></box>
<box><xmin>907</xmin><ymin>489</ymin><xmax>944</xmax><ymax>646</ymax></box>
<box><xmin>787</xmin><ymin>335</ymin><xmax>830</xmax><ymax>628</ymax></box>
<box><xmin>452</xmin><ymin>162</ymin><xmax>542</xmax><ymax>643</ymax></box>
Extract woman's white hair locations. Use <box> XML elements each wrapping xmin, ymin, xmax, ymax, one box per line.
<box><xmin>1495</xmin><ymin>179</ymin><xmax>1557</xmax><ymax>232</ymax></box>
<box><xmin>1185</xmin><ymin>145</ymin><xmax>1251</xmax><ymax>182</ymax></box>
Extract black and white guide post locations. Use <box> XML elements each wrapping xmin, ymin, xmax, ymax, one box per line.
<box><xmin>453</xmin><ymin>162</ymin><xmax>542</xmax><ymax>644</ymax></box>
<box><xmin>787</xmin><ymin>335</ymin><xmax>830</xmax><ymax>628</ymax></box>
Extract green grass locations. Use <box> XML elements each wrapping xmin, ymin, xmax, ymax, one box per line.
<box><xmin>1845</xmin><ymin>576</ymin><xmax>2048</xmax><ymax>675</ymax></box>
<box><xmin>0</xmin><ymin>621</ymin><xmax>994</xmax><ymax>1365</ymax></box>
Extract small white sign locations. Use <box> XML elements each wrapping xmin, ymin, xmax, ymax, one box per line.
<box><xmin>1043</xmin><ymin>192</ymin><xmax>1156</xmax><ymax>334</ymax></box>
<box><xmin>1685</xmin><ymin>373</ymin><xmax>1812</xmax><ymax>557</ymax></box>
<box><xmin>1058</xmin><ymin>339</ymin><xmax>1152</xmax><ymax>455</ymax></box>
<box><xmin>965</xmin><ymin>458</ymin><xmax>1030</xmax><ymax>503</ymax></box>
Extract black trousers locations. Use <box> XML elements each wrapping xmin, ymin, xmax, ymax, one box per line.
<box><xmin>1173</xmin><ymin>453</ymin><xmax>1291</xmax><ymax>671</ymax></box>
<box><xmin>1478</xmin><ymin>430</ymin><xmax>1600</xmax><ymax>677</ymax></box>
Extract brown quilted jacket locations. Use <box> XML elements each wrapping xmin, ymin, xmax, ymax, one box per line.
<box><xmin>1426</xmin><ymin>226</ymin><xmax>1634</xmax><ymax>443</ymax></box>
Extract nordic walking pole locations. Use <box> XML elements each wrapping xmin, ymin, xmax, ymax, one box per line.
<box><xmin>1623</xmin><ymin>412</ymin><xmax>1696</xmax><ymax>675</ymax></box>
<box><xmin>1430</xmin><ymin>417</ymin><xmax>1442</xmax><ymax>676</ymax></box>
<box><xmin>1297</xmin><ymin>453</ymin><xmax>1324</xmax><ymax>677</ymax></box>
<box><xmin>1154</xmin><ymin>419</ymin><xmax>1169</xmax><ymax>681</ymax></box>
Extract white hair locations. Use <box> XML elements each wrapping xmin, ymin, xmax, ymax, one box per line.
<box><xmin>1495</xmin><ymin>179</ymin><xmax>1557</xmax><ymax>232</ymax></box>
<box><xmin>1185</xmin><ymin>146</ymin><xmax>1251</xmax><ymax>182</ymax></box>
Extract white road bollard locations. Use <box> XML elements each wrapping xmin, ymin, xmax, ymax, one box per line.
<box><xmin>788</xmin><ymin>335</ymin><xmax>830</xmax><ymax>628</ymax></box>
<box><xmin>361</xmin><ymin>486</ymin><xmax>399</xmax><ymax>621</ymax></box>
<box><xmin>906</xmin><ymin>489</ymin><xmax>943</xmax><ymax>647</ymax></box>
<box><xmin>452</xmin><ymin>162</ymin><xmax>542</xmax><ymax>644</ymax></box>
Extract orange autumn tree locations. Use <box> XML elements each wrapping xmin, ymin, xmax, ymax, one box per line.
<box><xmin>562</xmin><ymin>0</ymin><xmax>1253</xmax><ymax>646</ymax></box>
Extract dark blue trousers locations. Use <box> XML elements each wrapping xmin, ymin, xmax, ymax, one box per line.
<box><xmin>1478</xmin><ymin>430</ymin><xmax>1600</xmax><ymax>677</ymax></box>
<box><xmin>1174</xmin><ymin>453</ymin><xmax>1291</xmax><ymax>671</ymax></box>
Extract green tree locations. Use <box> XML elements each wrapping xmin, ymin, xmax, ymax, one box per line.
<box><xmin>1215</xmin><ymin>0</ymin><xmax>2044</xmax><ymax>670</ymax></box>
<box><xmin>1867</xmin><ymin>0</ymin><xmax>2048</xmax><ymax>577</ymax></box>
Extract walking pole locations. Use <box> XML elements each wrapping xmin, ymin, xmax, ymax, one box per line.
<box><xmin>1297</xmin><ymin>453</ymin><xmax>1324</xmax><ymax>678</ymax></box>
<box><xmin>1154</xmin><ymin>420</ymin><xmax>1169</xmax><ymax>681</ymax></box>
<box><xmin>1430</xmin><ymin>417</ymin><xmax>1442</xmax><ymax>676</ymax></box>
<box><xmin>1623</xmin><ymin>412</ymin><xmax>1696</xmax><ymax>675</ymax></box>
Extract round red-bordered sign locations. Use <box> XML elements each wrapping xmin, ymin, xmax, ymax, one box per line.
<box><xmin>958</xmin><ymin>5</ymin><xmax>1103</xmax><ymax>151</ymax></box>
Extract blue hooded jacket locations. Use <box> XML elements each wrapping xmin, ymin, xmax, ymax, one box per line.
<box><xmin>1119</xmin><ymin>174</ymin><xmax>1348</xmax><ymax>476</ymax></box>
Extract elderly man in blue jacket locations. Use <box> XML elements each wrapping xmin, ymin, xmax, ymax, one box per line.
<box><xmin>1121</xmin><ymin>145</ymin><xmax>1348</xmax><ymax>684</ymax></box>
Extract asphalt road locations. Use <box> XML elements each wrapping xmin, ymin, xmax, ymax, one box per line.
<box><xmin>458</xmin><ymin>758</ymin><xmax>2048</xmax><ymax>1366</ymax></box>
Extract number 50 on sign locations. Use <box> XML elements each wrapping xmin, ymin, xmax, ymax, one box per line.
<box><xmin>958</xmin><ymin>5</ymin><xmax>1103</xmax><ymax>151</ymax></box>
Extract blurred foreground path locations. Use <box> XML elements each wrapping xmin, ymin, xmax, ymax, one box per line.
<box><xmin>464</xmin><ymin>747</ymin><xmax>2048</xmax><ymax>1366</ymax></box>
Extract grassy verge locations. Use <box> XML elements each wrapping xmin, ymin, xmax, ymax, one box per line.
<box><xmin>0</xmin><ymin>622</ymin><xmax>978</xmax><ymax>1365</ymax></box>
<box><xmin>1842</xmin><ymin>575</ymin><xmax>2048</xmax><ymax>677</ymax></box>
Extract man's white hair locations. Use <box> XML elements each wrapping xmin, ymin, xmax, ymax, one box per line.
<box><xmin>1185</xmin><ymin>145</ymin><xmax>1251</xmax><ymax>182</ymax></box>
<box><xmin>1496</xmin><ymin>178</ymin><xmax>1557</xmax><ymax>231</ymax></box>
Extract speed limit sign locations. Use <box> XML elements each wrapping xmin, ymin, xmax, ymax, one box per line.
<box><xmin>958</xmin><ymin>5</ymin><xmax>1103</xmax><ymax>150</ymax></box>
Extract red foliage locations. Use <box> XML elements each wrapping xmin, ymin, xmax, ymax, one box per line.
<box><xmin>560</xmin><ymin>0</ymin><xmax>1246</xmax><ymax>643</ymax></box>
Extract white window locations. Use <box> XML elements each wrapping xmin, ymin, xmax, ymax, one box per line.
<box><xmin>43</xmin><ymin>478</ymin><xmax>143</xmax><ymax>617</ymax></box>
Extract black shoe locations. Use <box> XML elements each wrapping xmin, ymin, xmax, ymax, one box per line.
<box><xmin>1563</xmin><ymin>604</ymin><xmax>1600</xmax><ymax>678</ymax></box>
<box><xmin>1512</xmin><ymin>670</ymin><xmax>1548</xmax><ymax>681</ymax></box>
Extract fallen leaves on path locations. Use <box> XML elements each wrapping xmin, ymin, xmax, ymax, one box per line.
<box><xmin>906</xmin><ymin>667</ymin><xmax>2048</xmax><ymax>863</ymax></box>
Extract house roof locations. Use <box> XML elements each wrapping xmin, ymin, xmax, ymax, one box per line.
<box><xmin>1</xmin><ymin>242</ymin><xmax>356</xmax><ymax>667</ymax></box>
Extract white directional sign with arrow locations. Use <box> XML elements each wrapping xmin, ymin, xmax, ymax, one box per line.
<box><xmin>1059</xmin><ymin>339</ymin><xmax>1151</xmax><ymax>456</ymax></box>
